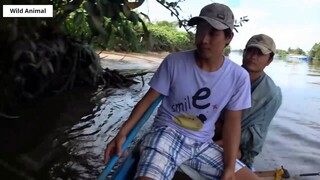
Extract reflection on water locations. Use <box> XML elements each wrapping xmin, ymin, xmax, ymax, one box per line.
<box><xmin>49</xmin><ymin>74</ymin><xmax>157</xmax><ymax>180</ymax></box>
<box><xmin>2</xmin><ymin>52</ymin><xmax>319</xmax><ymax>179</ymax></box>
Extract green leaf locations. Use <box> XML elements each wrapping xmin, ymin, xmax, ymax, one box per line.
<box><xmin>91</xmin><ymin>16</ymin><xmax>107</xmax><ymax>36</ymax></box>
<box><xmin>104</xmin><ymin>23</ymin><xmax>113</xmax><ymax>45</ymax></box>
<box><xmin>118</xmin><ymin>26</ymin><xmax>124</xmax><ymax>36</ymax></box>
<box><xmin>74</xmin><ymin>11</ymin><xmax>84</xmax><ymax>25</ymax></box>
<box><xmin>86</xmin><ymin>15</ymin><xmax>99</xmax><ymax>36</ymax></box>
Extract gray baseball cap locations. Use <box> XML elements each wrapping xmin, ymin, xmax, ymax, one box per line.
<box><xmin>187</xmin><ymin>3</ymin><xmax>234</xmax><ymax>30</ymax></box>
<box><xmin>245</xmin><ymin>34</ymin><xmax>276</xmax><ymax>54</ymax></box>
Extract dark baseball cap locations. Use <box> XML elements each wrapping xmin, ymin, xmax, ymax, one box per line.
<box><xmin>188</xmin><ymin>3</ymin><xmax>234</xmax><ymax>30</ymax></box>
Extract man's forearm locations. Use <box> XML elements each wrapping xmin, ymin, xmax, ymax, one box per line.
<box><xmin>222</xmin><ymin>112</ymin><xmax>241</xmax><ymax>169</ymax></box>
<box><xmin>239</xmin><ymin>125</ymin><xmax>264</xmax><ymax>165</ymax></box>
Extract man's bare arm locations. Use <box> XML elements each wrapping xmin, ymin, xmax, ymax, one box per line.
<box><xmin>104</xmin><ymin>88</ymin><xmax>161</xmax><ymax>163</ymax></box>
<box><xmin>222</xmin><ymin>109</ymin><xmax>242</xmax><ymax>170</ymax></box>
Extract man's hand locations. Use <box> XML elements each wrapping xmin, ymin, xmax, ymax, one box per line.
<box><xmin>104</xmin><ymin>133</ymin><xmax>127</xmax><ymax>164</ymax></box>
<box><xmin>221</xmin><ymin>167</ymin><xmax>236</xmax><ymax>180</ymax></box>
<box><xmin>215</xmin><ymin>139</ymin><xmax>223</xmax><ymax>147</ymax></box>
<box><xmin>214</xmin><ymin>140</ymin><xmax>242</xmax><ymax>159</ymax></box>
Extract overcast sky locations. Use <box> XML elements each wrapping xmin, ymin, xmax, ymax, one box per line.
<box><xmin>137</xmin><ymin>0</ymin><xmax>320</xmax><ymax>52</ymax></box>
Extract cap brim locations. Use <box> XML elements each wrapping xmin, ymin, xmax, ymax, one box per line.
<box><xmin>188</xmin><ymin>16</ymin><xmax>229</xmax><ymax>30</ymax></box>
<box><xmin>246</xmin><ymin>44</ymin><xmax>272</xmax><ymax>54</ymax></box>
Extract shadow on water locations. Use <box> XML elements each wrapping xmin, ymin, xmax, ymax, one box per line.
<box><xmin>0</xmin><ymin>86</ymin><xmax>96</xmax><ymax>179</ymax></box>
<box><xmin>46</xmin><ymin>74</ymin><xmax>156</xmax><ymax>180</ymax></box>
<box><xmin>0</xmin><ymin>68</ymin><xmax>156</xmax><ymax>179</ymax></box>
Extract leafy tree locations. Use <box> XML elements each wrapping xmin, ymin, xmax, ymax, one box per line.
<box><xmin>295</xmin><ymin>48</ymin><xmax>306</xmax><ymax>55</ymax></box>
<box><xmin>276</xmin><ymin>49</ymin><xmax>288</xmax><ymax>59</ymax></box>
<box><xmin>0</xmin><ymin>0</ymin><xmax>148</xmax><ymax>116</ymax></box>
<box><xmin>309</xmin><ymin>43</ymin><xmax>320</xmax><ymax>61</ymax></box>
<box><xmin>147</xmin><ymin>21</ymin><xmax>194</xmax><ymax>51</ymax></box>
<box><xmin>224</xmin><ymin>46</ymin><xmax>231</xmax><ymax>56</ymax></box>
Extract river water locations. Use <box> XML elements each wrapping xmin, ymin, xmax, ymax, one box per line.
<box><xmin>2</xmin><ymin>52</ymin><xmax>319</xmax><ymax>180</ymax></box>
<box><xmin>240</xmin><ymin>53</ymin><xmax>320</xmax><ymax>179</ymax></box>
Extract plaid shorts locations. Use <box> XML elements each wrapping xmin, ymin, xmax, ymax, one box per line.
<box><xmin>135</xmin><ymin>126</ymin><xmax>245</xmax><ymax>180</ymax></box>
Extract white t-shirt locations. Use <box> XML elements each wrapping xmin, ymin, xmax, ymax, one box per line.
<box><xmin>149</xmin><ymin>50</ymin><xmax>251</xmax><ymax>142</ymax></box>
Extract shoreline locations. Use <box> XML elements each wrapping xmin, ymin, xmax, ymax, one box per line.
<box><xmin>98</xmin><ymin>51</ymin><xmax>167</xmax><ymax>71</ymax></box>
<box><xmin>98</xmin><ymin>50</ymin><xmax>169</xmax><ymax>63</ymax></box>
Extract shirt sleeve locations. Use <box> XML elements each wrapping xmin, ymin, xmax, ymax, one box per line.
<box><xmin>226</xmin><ymin>71</ymin><xmax>251</xmax><ymax>110</ymax></box>
<box><xmin>240</xmin><ymin>124</ymin><xmax>263</xmax><ymax>165</ymax></box>
<box><xmin>240</xmin><ymin>88</ymin><xmax>282</xmax><ymax>165</ymax></box>
<box><xmin>148</xmin><ymin>56</ymin><xmax>172</xmax><ymax>96</ymax></box>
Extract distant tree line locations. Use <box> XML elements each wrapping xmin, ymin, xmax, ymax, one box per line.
<box><xmin>276</xmin><ymin>45</ymin><xmax>320</xmax><ymax>61</ymax></box>
<box><xmin>235</xmin><ymin>46</ymin><xmax>319</xmax><ymax>61</ymax></box>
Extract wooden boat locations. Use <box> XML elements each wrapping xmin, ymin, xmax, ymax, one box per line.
<box><xmin>102</xmin><ymin>146</ymin><xmax>291</xmax><ymax>180</ymax></box>
<box><xmin>98</xmin><ymin>97</ymin><xmax>319</xmax><ymax>180</ymax></box>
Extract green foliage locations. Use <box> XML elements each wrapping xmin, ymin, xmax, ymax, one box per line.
<box><xmin>309</xmin><ymin>43</ymin><xmax>320</xmax><ymax>61</ymax></box>
<box><xmin>224</xmin><ymin>46</ymin><xmax>231</xmax><ymax>56</ymax></box>
<box><xmin>276</xmin><ymin>49</ymin><xmax>288</xmax><ymax>59</ymax></box>
<box><xmin>60</xmin><ymin>0</ymin><xmax>150</xmax><ymax>52</ymax></box>
<box><xmin>155</xmin><ymin>0</ymin><xmax>193</xmax><ymax>33</ymax></box>
<box><xmin>0</xmin><ymin>0</ymin><xmax>148</xmax><ymax>115</ymax></box>
<box><xmin>61</xmin><ymin>0</ymin><xmax>249</xmax><ymax>53</ymax></box>
<box><xmin>274</xmin><ymin>47</ymin><xmax>307</xmax><ymax>60</ymax></box>
<box><xmin>155</xmin><ymin>0</ymin><xmax>249</xmax><ymax>34</ymax></box>
<box><xmin>287</xmin><ymin>47</ymin><xmax>306</xmax><ymax>55</ymax></box>
<box><xmin>108</xmin><ymin>21</ymin><xmax>146</xmax><ymax>52</ymax></box>
<box><xmin>148</xmin><ymin>21</ymin><xmax>194</xmax><ymax>52</ymax></box>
